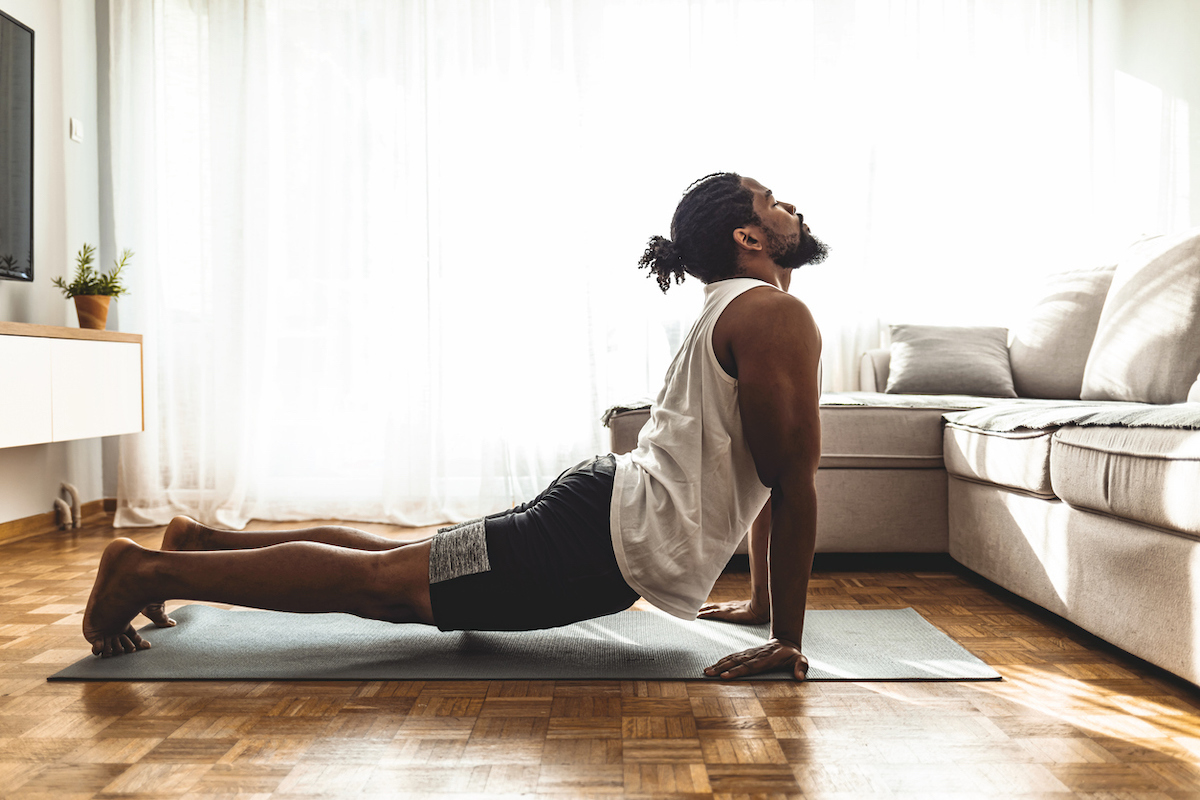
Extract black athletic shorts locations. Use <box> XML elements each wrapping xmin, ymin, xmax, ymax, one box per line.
<box><xmin>427</xmin><ymin>454</ymin><xmax>640</xmax><ymax>631</ymax></box>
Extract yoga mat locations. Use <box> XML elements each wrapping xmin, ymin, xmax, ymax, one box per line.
<box><xmin>50</xmin><ymin>605</ymin><xmax>1000</xmax><ymax>682</ymax></box>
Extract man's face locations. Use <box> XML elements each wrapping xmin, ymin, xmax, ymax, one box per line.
<box><xmin>743</xmin><ymin>178</ymin><xmax>829</xmax><ymax>270</ymax></box>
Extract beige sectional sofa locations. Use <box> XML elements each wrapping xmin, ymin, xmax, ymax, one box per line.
<box><xmin>605</xmin><ymin>227</ymin><xmax>1200</xmax><ymax>686</ymax></box>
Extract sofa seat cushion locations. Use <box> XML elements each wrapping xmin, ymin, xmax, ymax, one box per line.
<box><xmin>819</xmin><ymin>393</ymin><xmax>1011</xmax><ymax>468</ymax></box>
<box><xmin>1051</xmin><ymin>426</ymin><xmax>1200</xmax><ymax>537</ymax></box>
<box><xmin>943</xmin><ymin>423</ymin><xmax>1055</xmax><ymax>497</ymax></box>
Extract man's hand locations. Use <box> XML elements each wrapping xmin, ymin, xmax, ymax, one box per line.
<box><xmin>697</xmin><ymin>599</ymin><xmax>769</xmax><ymax>625</ymax></box>
<box><xmin>703</xmin><ymin>638</ymin><xmax>809</xmax><ymax>681</ymax></box>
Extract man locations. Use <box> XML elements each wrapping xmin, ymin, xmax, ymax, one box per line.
<box><xmin>83</xmin><ymin>172</ymin><xmax>828</xmax><ymax>681</ymax></box>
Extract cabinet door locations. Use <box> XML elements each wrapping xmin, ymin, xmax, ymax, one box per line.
<box><xmin>0</xmin><ymin>336</ymin><xmax>53</xmax><ymax>448</ymax></box>
<box><xmin>51</xmin><ymin>339</ymin><xmax>143</xmax><ymax>442</ymax></box>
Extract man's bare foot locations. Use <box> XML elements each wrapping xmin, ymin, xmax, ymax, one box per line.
<box><xmin>83</xmin><ymin>538</ymin><xmax>155</xmax><ymax>657</ymax></box>
<box><xmin>141</xmin><ymin>516</ymin><xmax>207</xmax><ymax>627</ymax></box>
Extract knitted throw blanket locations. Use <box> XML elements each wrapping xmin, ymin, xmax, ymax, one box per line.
<box><xmin>943</xmin><ymin>401</ymin><xmax>1200</xmax><ymax>432</ymax></box>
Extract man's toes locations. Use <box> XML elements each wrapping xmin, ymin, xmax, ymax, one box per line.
<box><xmin>123</xmin><ymin>625</ymin><xmax>151</xmax><ymax>651</ymax></box>
<box><xmin>142</xmin><ymin>603</ymin><xmax>176</xmax><ymax>628</ymax></box>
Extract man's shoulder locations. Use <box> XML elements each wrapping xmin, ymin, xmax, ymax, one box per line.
<box><xmin>724</xmin><ymin>286</ymin><xmax>817</xmax><ymax>335</ymax></box>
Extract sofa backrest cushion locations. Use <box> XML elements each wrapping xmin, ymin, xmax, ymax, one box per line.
<box><xmin>1008</xmin><ymin>266</ymin><xmax>1115</xmax><ymax>399</ymax></box>
<box><xmin>1081</xmin><ymin>227</ymin><xmax>1200</xmax><ymax>404</ymax></box>
<box><xmin>885</xmin><ymin>325</ymin><xmax>1017</xmax><ymax>397</ymax></box>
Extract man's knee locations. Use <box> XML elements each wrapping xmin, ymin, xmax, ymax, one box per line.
<box><xmin>362</xmin><ymin>543</ymin><xmax>434</xmax><ymax>624</ymax></box>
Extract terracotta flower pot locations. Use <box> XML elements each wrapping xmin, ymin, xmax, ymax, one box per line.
<box><xmin>74</xmin><ymin>295</ymin><xmax>112</xmax><ymax>330</ymax></box>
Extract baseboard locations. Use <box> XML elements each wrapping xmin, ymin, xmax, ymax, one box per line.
<box><xmin>0</xmin><ymin>499</ymin><xmax>112</xmax><ymax>546</ymax></box>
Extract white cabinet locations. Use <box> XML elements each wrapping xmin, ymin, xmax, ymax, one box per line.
<box><xmin>0</xmin><ymin>335</ymin><xmax>53</xmax><ymax>447</ymax></box>
<box><xmin>0</xmin><ymin>323</ymin><xmax>143</xmax><ymax>448</ymax></box>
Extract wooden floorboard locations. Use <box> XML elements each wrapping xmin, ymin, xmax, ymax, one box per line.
<box><xmin>3</xmin><ymin>515</ymin><xmax>1200</xmax><ymax>798</ymax></box>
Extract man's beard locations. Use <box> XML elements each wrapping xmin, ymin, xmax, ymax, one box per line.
<box><xmin>766</xmin><ymin>226</ymin><xmax>830</xmax><ymax>270</ymax></box>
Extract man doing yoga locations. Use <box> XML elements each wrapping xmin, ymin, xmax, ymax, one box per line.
<box><xmin>83</xmin><ymin>172</ymin><xmax>829</xmax><ymax>681</ymax></box>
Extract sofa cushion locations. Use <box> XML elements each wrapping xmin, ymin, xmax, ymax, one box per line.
<box><xmin>1009</xmin><ymin>266</ymin><xmax>1115</xmax><ymax>400</ymax></box>
<box><xmin>821</xmin><ymin>405</ymin><xmax>949</xmax><ymax>468</ymax></box>
<box><xmin>1081</xmin><ymin>228</ymin><xmax>1200</xmax><ymax>404</ymax></box>
<box><xmin>819</xmin><ymin>393</ymin><xmax>1007</xmax><ymax>468</ymax></box>
<box><xmin>1050</xmin><ymin>425</ymin><xmax>1200</xmax><ymax>537</ymax></box>
<box><xmin>943</xmin><ymin>423</ymin><xmax>1055</xmax><ymax>498</ymax></box>
<box><xmin>885</xmin><ymin>325</ymin><xmax>1017</xmax><ymax>397</ymax></box>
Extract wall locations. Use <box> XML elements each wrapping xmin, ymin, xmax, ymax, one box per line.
<box><xmin>1116</xmin><ymin>0</ymin><xmax>1200</xmax><ymax>229</ymax></box>
<box><xmin>0</xmin><ymin>0</ymin><xmax>104</xmax><ymax>524</ymax></box>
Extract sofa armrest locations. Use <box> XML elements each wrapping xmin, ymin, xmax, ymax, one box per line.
<box><xmin>606</xmin><ymin>408</ymin><xmax>651</xmax><ymax>455</ymax></box>
<box><xmin>860</xmin><ymin>348</ymin><xmax>891</xmax><ymax>392</ymax></box>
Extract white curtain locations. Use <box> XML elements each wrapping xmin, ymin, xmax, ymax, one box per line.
<box><xmin>107</xmin><ymin>0</ymin><xmax>1108</xmax><ymax>529</ymax></box>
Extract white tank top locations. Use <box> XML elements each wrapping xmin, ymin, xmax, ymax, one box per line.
<box><xmin>609</xmin><ymin>277</ymin><xmax>775</xmax><ymax>619</ymax></box>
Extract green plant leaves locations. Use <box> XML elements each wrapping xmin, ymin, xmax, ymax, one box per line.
<box><xmin>52</xmin><ymin>244</ymin><xmax>133</xmax><ymax>298</ymax></box>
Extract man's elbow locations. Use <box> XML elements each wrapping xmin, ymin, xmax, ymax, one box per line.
<box><xmin>764</xmin><ymin>454</ymin><xmax>820</xmax><ymax>498</ymax></box>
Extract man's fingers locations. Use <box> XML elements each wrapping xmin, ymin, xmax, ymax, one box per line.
<box><xmin>703</xmin><ymin>656</ymin><xmax>738</xmax><ymax>676</ymax></box>
<box><xmin>705</xmin><ymin>643</ymin><xmax>803</xmax><ymax>680</ymax></box>
<box><xmin>721</xmin><ymin>651</ymin><xmax>776</xmax><ymax>678</ymax></box>
<box><xmin>705</xmin><ymin>647</ymin><xmax>766</xmax><ymax>677</ymax></box>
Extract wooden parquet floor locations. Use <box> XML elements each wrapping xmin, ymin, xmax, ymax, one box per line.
<box><xmin>3</xmin><ymin>514</ymin><xmax>1200</xmax><ymax>799</ymax></box>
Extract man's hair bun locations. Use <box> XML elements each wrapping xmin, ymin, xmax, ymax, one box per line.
<box><xmin>638</xmin><ymin>235</ymin><xmax>687</xmax><ymax>293</ymax></box>
<box><xmin>637</xmin><ymin>172</ymin><xmax>756</xmax><ymax>292</ymax></box>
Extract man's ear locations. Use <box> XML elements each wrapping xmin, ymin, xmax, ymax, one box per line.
<box><xmin>733</xmin><ymin>227</ymin><xmax>763</xmax><ymax>252</ymax></box>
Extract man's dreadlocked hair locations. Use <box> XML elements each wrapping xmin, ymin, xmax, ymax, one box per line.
<box><xmin>637</xmin><ymin>172</ymin><xmax>759</xmax><ymax>293</ymax></box>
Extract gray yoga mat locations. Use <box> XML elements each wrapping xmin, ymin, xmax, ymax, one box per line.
<box><xmin>50</xmin><ymin>605</ymin><xmax>1000</xmax><ymax>682</ymax></box>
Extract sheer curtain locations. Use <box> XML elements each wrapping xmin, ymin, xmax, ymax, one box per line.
<box><xmin>106</xmin><ymin>0</ymin><xmax>1102</xmax><ymax>529</ymax></box>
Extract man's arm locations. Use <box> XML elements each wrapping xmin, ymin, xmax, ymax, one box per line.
<box><xmin>703</xmin><ymin>289</ymin><xmax>822</xmax><ymax>680</ymax></box>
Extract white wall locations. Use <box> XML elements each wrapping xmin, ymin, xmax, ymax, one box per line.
<box><xmin>1116</xmin><ymin>0</ymin><xmax>1200</xmax><ymax>228</ymax></box>
<box><xmin>0</xmin><ymin>0</ymin><xmax>104</xmax><ymax>524</ymax></box>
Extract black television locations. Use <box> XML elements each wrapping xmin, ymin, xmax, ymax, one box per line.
<box><xmin>0</xmin><ymin>9</ymin><xmax>33</xmax><ymax>282</ymax></box>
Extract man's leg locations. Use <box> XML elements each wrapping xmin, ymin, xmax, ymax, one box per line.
<box><xmin>159</xmin><ymin>515</ymin><xmax>416</xmax><ymax>552</ymax></box>
<box><xmin>84</xmin><ymin>536</ymin><xmax>434</xmax><ymax>657</ymax></box>
<box><xmin>142</xmin><ymin>516</ymin><xmax>422</xmax><ymax>626</ymax></box>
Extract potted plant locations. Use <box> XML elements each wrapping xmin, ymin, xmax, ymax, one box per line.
<box><xmin>52</xmin><ymin>244</ymin><xmax>133</xmax><ymax>330</ymax></box>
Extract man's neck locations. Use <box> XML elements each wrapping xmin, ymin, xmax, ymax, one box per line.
<box><xmin>736</xmin><ymin>258</ymin><xmax>791</xmax><ymax>292</ymax></box>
